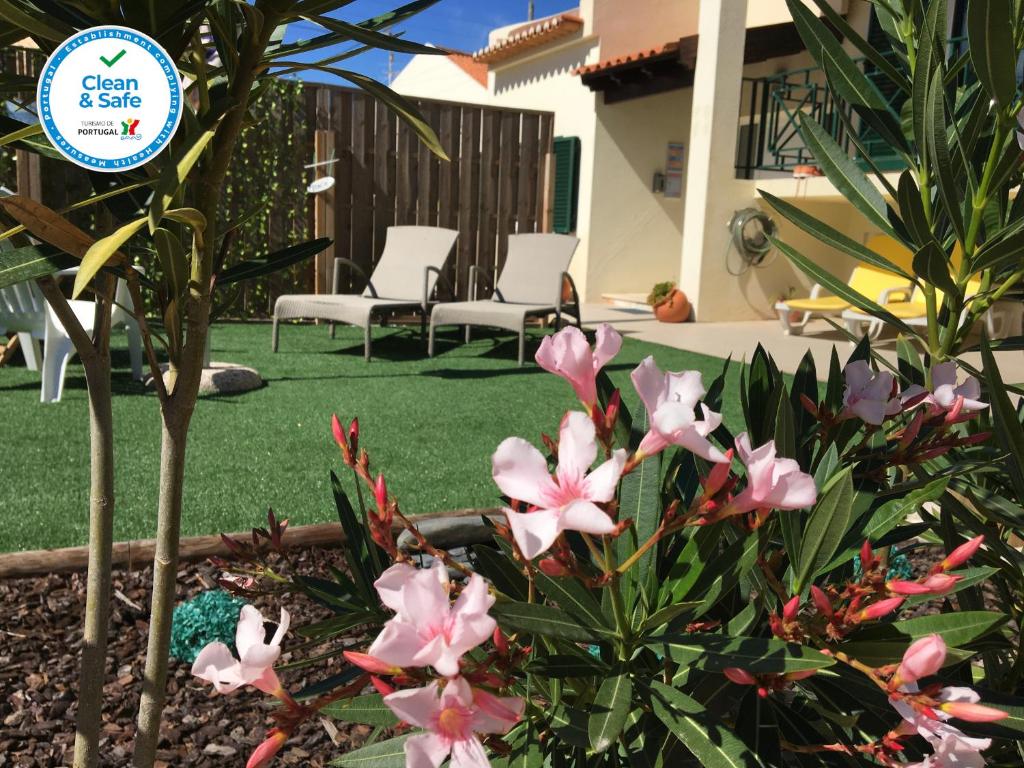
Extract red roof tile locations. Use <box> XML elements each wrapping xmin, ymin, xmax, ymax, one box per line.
<box><xmin>575</xmin><ymin>41</ymin><xmax>680</xmax><ymax>76</ymax></box>
<box><xmin>473</xmin><ymin>12</ymin><xmax>584</xmax><ymax>64</ymax></box>
<box><xmin>447</xmin><ymin>51</ymin><xmax>488</xmax><ymax>86</ymax></box>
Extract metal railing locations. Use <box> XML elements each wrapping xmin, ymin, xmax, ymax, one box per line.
<box><xmin>736</xmin><ymin>38</ymin><xmax>968</xmax><ymax>178</ymax></box>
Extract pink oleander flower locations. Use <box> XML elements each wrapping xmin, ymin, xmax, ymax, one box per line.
<box><xmin>384</xmin><ymin>677</ymin><xmax>523</xmax><ymax>768</ymax></box>
<box><xmin>896</xmin><ymin>634</ymin><xmax>946</xmax><ymax>686</ymax></box>
<box><xmin>842</xmin><ymin>360</ymin><xmax>901</xmax><ymax>425</ymax></box>
<box><xmin>630</xmin><ymin>356</ymin><xmax>727</xmax><ymax>462</ymax></box>
<box><xmin>728</xmin><ymin>433</ymin><xmax>817</xmax><ymax>515</ymax></box>
<box><xmin>940</xmin><ymin>535</ymin><xmax>985</xmax><ymax>572</ymax></box>
<box><xmin>192</xmin><ymin>605</ymin><xmax>289</xmax><ymax>696</ymax></box>
<box><xmin>902</xmin><ymin>362</ymin><xmax>986</xmax><ymax>414</ymax></box>
<box><xmin>890</xmin><ymin>636</ymin><xmax>1005</xmax><ymax>767</ymax></box>
<box><xmin>492</xmin><ymin>411</ymin><xmax>626</xmax><ymax>559</ymax></box>
<box><xmin>535</xmin><ymin>324</ymin><xmax>621</xmax><ymax>408</ymax></box>
<box><xmin>368</xmin><ymin>561</ymin><xmax>496</xmax><ymax>678</ymax></box>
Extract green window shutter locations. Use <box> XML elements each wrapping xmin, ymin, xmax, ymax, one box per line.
<box><xmin>552</xmin><ymin>136</ymin><xmax>580</xmax><ymax>234</ymax></box>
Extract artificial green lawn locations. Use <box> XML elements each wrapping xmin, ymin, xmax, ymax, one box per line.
<box><xmin>0</xmin><ymin>322</ymin><xmax>743</xmax><ymax>552</ymax></box>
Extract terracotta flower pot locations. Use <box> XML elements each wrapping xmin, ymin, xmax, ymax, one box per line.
<box><xmin>653</xmin><ymin>288</ymin><xmax>691</xmax><ymax>323</ymax></box>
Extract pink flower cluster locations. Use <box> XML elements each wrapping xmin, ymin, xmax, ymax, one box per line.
<box><xmin>494</xmin><ymin>325</ymin><xmax>817</xmax><ymax>559</ymax></box>
<box><xmin>350</xmin><ymin>562</ymin><xmax>524</xmax><ymax>768</ymax></box>
<box><xmin>841</xmin><ymin>360</ymin><xmax>986</xmax><ymax>426</ymax></box>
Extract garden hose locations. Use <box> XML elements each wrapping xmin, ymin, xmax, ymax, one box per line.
<box><xmin>726</xmin><ymin>207</ymin><xmax>778</xmax><ymax>276</ymax></box>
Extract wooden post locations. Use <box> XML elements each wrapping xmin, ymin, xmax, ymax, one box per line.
<box><xmin>541</xmin><ymin>151</ymin><xmax>555</xmax><ymax>233</ymax></box>
<box><xmin>313</xmin><ymin>129</ymin><xmax>336</xmax><ymax>296</ymax></box>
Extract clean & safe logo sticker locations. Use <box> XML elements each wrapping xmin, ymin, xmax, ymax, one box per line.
<box><xmin>37</xmin><ymin>26</ymin><xmax>183</xmax><ymax>172</ymax></box>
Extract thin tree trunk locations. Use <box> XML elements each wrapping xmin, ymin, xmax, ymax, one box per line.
<box><xmin>73</xmin><ymin>359</ymin><xmax>115</xmax><ymax>768</ymax></box>
<box><xmin>131</xmin><ymin>410</ymin><xmax>190</xmax><ymax>767</ymax></box>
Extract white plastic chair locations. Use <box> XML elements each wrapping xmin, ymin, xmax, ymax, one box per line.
<box><xmin>0</xmin><ymin>268</ymin><xmax>143</xmax><ymax>403</ymax></box>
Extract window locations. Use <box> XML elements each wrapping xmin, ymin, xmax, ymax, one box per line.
<box><xmin>552</xmin><ymin>136</ymin><xmax>580</xmax><ymax>234</ymax></box>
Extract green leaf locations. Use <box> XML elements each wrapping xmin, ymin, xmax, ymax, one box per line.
<box><xmin>148</xmin><ymin>125</ymin><xmax>218</xmax><ymax>233</ymax></box>
<box><xmin>851</xmin><ymin>611</ymin><xmax>1008</xmax><ymax>648</ymax></box>
<box><xmin>322</xmin><ymin>694</ymin><xmax>399</xmax><ymax>727</ymax></box>
<box><xmin>980</xmin><ymin>334</ymin><xmax>1024</xmax><ymax>499</ymax></box>
<box><xmin>794</xmin><ymin>467</ymin><xmax>853</xmax><ymax>592</ymax></box>
<box><xmin>0</xmin><ymin>120</ymin><xmax>42</xmax><ymax>148</ymax></box>
<box><xmin>967</xmin><ymin>0</ymin><xmax>1017</xmax><ymax>107</ymax></box>
<box><xmin>534</xmin><ymin>573</ymin><xmax>613</xmax><ymax>630</ymax></box>
<box><xmin>491</xmin><ymin>600</ymin><xmax>614</xmax><ymax>642</ymax></box>
<box><xmin>647</xmin><ymin>681</ymin><xmax>765</xmax><ymax>768</ymax></box>
<box><xmin>330</xmin><ymin>471</ymin><xmax>377</xmax><ymax>604</ymax></box>
<box><xmin>588</xmin><ymin>669</ymin><xmax>632</xmax><ymax>753</ymax></box>
<box><xmin>73</xmin><ymin>217</ymin><xmax>146</xmax><ymax>298</ymax></box>
<box><xmin>926</xmin><ymin>72</ymin><xmax>966</xmax><ymax>245</ymax></box>
<box><xmin>472</xmin><ymin>543</ymin><xmax>529</xmax><ymax>601</ymax></box>
<box><xmin>0</xmin><ymin>0</ymin><xmax>74</xmax><ymax>41</ymax></box>
<box><xmin>771</xmin><ymin>237</ymin><xmax>915</xmax><ymax>335</ymax></box>
<box><xmin>618</xmin><ymin>421</ymin><xmax>662</xmax><ymax>599</ymax></box>
<box><xmin>525</xmin><ymin>653</ymin><xmax>608</xmax><ymax>678</ymax></box>
<box><xmin>153</xmin><ymin>228</ymin><xmax>188</xmax><ymax>299</ymax></box>
<box><xmin>911</xmin><ymin>240</ymin><xmax>957</xmax><ymax>298</ymax></box>
<box><xmin>760</xmin><ymin>190</ymin><xmax>911</xmax><ymax>278</ymax></box>
<box><xmin>0</xmin><ymin>243</ymin><xmax>77</xmax><ymax>289</ymax></box>
<box><xmin>652</xmin><ymin>633</ymin><xmax>835</xmax><ymax>674</ymax></box>
<box><xmin>795</xmin><ymin>113</ymin><xmax>893</xmax><ymax>236</ymax></box>
<box><xmin>303</xmin><ymin>14</ymin><xmax>441</xmax><ymax>55</ymax></box>
<box><xmin>218</xmin><ymin>238</ymin><xmax>332</xmax><ymax>285</ymax></box>
<box><xmin>330</xmin><ymin>734</ymin><xmax>410</xmax><ymax>768</ymax></box>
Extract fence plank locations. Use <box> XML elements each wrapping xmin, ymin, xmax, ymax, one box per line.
<box><xmin>351</xmin><ymin>93</ymin><xmax>375</xmax><ymax>275</ymax></box>
<box><xmin>374</xmin><ymin>99</ymin><xmax>396</xmax><ymax>260</ymax></box>
<box><xmin>396</xmin><ymin>117</ymin><xmax>419</xmax><ymax>227</ymax></box>
<box><xmin>456</xmin><ymin>107</ymin><xmax>481</xmax><ymax>300</ymax></box>
<box><xmin>313</xmin><ymin>129</ymin><xmax>336</xmax><ymax>295</ymax></box>
<box><xmin>417</xmin><ymin>101</ymin><xmax>440</xmax><ymax>226</ymax></box>
<box><xmin>518</xmin><ymin>113</ymin><xmax>540</xmax><ymax>233</ymax></box>
<box><xmin>537</xmin><ymin>113</ymin><xmax>555</xmax><ymax>232</ymax></box>
<box><xmin>478</xmin><ymin>109</ymin><xmax>501</xmax><ymax>279</ymax></box>
<box><xmin>496</xmin><ymin>111</ymin><xmax>520</xmax><ymax>270</ymax></box>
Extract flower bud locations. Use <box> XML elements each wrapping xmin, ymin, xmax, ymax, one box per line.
<box><xmin>810</xmin><ymin>585</ymin><xmax>833</xmax><ymax>619</ymax></box>
<box><xmin>374</xmin><ymin>474</ymin><xmax>388</xmax><ymax>513</ymax></box>
<box><xmin>724</xmin><ymin>667</ymin><xmax>757</xmax><ymax>685</ymax></box>
<box><xmin>860</xmin><ymin>540</ymin><xmax>876</xmax><ymax>572</ymax></box>
<box><xmin>493</xmin><ymin>627</ymin><xmax>509</xmax><ymax>655</ymax></box>
<box><xmin>247</xmin><ymin>729</ymin><xmax>288</xmax><ymax>768</ymax></box>
<box><xmin>939</xmin><ymin>701</ymin><xmax>1008</xmax><ymax>722</ymax></box>
<box><xmin>889</xmin><ymin>573</ymin><xmax>960</xmax><ymax>596</ymax></box>
<box><xmin>331</xmin><ymin>413</ymin><xmax>345</xmax><ymax>448</ymax></box>
<box><xmin>348</xmin><ymin>417</ymin><xmax>359</xmax><ymax>454</ymax></box>
<box><xmin>858</xmin><ymin>597</ymin><xmax>904</xmax><ymax>621</ymax></box>
<box><xmin>702</xmin><ymin>449</ymin><xmax>734</xmax><ymax>499</ymax></box>
<box><xmin>940</xmin><ymin>535</ymin><xmax>984</xmax><ymax>572</ymax></box>
<box><xmin>605</xmin><ymin>388</ymin><xmax>621</xmax><ymax>430</ymax></box>
<box><xmin>782</xmin><ymin>595</ymin><xmax>800</xmax><ymax>621</ymax></box>
<box><xmin>344</xmin><ymin>651</ymin><xmax>400</xmax><ymax>675</ymax></box>
<box><xmin>895</xmin><ymin>634</ymin><xmax>945</xmax><ymax>685</ymax></box>
<box><xmin>371</xmin><ymin>675</ymin><xmax>395</xmax><ymax>696</ymax></box>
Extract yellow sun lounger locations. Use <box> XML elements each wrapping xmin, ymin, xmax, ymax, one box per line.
<box><xmin>841</xmin><ymin>279</ymin><xmax>1023</xmax><ymax>340</ymax></box>
<box><xmin>774</xmin><ymin>263</ymin><xmax>912</xmax><ymax>335</ymax></box>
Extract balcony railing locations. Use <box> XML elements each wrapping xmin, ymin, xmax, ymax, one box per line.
<box><xmin>736</xmin><ymin>38</ymin><xmax>969</xmax><ymax>178</ymax></box>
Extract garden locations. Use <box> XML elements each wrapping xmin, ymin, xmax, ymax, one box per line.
<box><xmin>1</xmin><ymin>1</ymin><xmax>1024</xmax><ymax>768</ymax></box>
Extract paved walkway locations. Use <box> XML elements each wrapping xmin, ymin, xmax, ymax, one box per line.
<box><xmin>579</xmin><ymin>303</ymin><xmax>1024</xmax><ymax>384</ymax></box>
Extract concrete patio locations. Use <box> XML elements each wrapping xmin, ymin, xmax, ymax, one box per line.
<box><xmin>580</xmin><ymin>303</ymin><xmax>1024</xmax><ymax>385</ymax></box>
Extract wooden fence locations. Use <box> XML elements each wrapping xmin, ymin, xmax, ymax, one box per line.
<box><xmin>305</xmin><ymin>86</ymin><xmax>555</xmax><ymax>301</ymax></box>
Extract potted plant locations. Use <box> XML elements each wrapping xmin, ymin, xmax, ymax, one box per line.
<box><xmin>647</xmin><ymin>280</ymin><xmax>691</xmax><ymax>322</ymax></box>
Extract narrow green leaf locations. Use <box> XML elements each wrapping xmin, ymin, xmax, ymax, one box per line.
<box><xmin>534</xmin><ymin>572</ymin><xmax>612</xmax><ymax>629</ymax></box>
<box><xmin>926</xmin><ymin>73</ymin><xmax>966</xmax><ymax>244</ymax></box>
<box><xmin>0</xmin><ymin>243</ymin><xmax>76</xmax><ymax>289</ymax></box>
<box><xmin>149</xmin><ymin>125</ymin><xmax>218</xmax><ymax>233</ymax></box>
<box><xmin>491</xmin><ymin>600</ymin><xmax>614</xmax><ymax>642</ymax></box>
<box><xmin>303</xmin><ymin>14</ymin><xmax>441</xmax><ymax>55</ymax></box>
<box><xmin>73</xmin><ymin>217</ymin><xmax>146</xmax><ymax>298</ymax></box>
<box><xmin>153</xmin><ymin>227</ymin><xmax>188</xmax><ymax>299</ymax></box>
<box><xmin>330</xmin><ymin>734</ymin><xmax>410</xmax><ymax>768</ymax></box>
<box><xmin>796</xmin><ymin>113</ymin><xmax>893</xmax><ymax>235</ymax></box>
<box><xmin>322</xmin><ymin>694</ymin><xmax>400</xmax><ymax>727</ymax></box>
<box><xmin>0</xmin><ymin>120</ymin><xmax>42</xmax><ymax>148</ymax></box>
<box><xmin>525</xmin><ymin>654</ymin><xmax>608</xmax><ymax>678</ymax></box>
<box><xmin>911</xmin><ymin>241</ymin><xmax>957</xmax><ymax>296</ymax></box>
<box><xmin>652</xmin><ymin>633</ymin><xmax>835</xmax><ymax>674</ymax></box>
<box><xmin>648</xmin><ymin>681</ymin><xmax>765</xmax><ymax>768</ymax></box>
<box><xmin>980</xmin><ymin>334</ymin><xmax>1024</xmax><ymax>499</ymax></box>
<box><xmin>794</xmin><ymin>468</ymin><xmax>853</xmax><ymax>592</ymax></box>
<box><xmin>218</xmin><ymin>238</ymin><xmax>332</xmax><ymax>285</ymax></box>
<box><xmin>851</xmin><ymin>610</ymin><xmax>1008</xmax><ymax>647</ymax></box>
<box><xmin>588</xmin><ymin>670</ymin><xmax>632</xmax><ymax>753</ymax></box>
<box><xmin>967</xmin><ymin>0</ymin><xmax>1017</xmax><ymax>106</ymax></box>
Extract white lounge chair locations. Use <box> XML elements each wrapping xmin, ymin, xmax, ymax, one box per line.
<box><xmin>428</xmin><ymin>233</ymin><xmax>581</xmax><ymax>366</ymax></box>
<box><xmin>272</xmin><ymin>226</ymin><xmax>458</xmax><ymax>361</ymax></box>
<box><xmin>0</xmin><ymin>267</ymin><xmax>144</xmax><ymax>403</ymax></box>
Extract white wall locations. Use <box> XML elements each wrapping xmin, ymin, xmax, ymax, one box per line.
<box><xmin>392</xmin><ymin>55</ymin><xmax>489</xmax><ymax>104</ymax></box>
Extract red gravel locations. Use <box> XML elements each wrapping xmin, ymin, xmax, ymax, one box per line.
<box><xmin>0</xmin><ymin>546</ymin><xmax>369</xmax><ymax>767</ymax></box>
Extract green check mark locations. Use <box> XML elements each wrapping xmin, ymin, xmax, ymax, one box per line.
<box><xmin>99</xmin><ymin>49</ymin><xmax>126</xmax><ymax>68</ymax></box>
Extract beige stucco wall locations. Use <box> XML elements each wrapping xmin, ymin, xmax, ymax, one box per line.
<box><xmin>392</xmin><ymin>54</ymin><xmax>489</xmax><ymax>104</ymax></box>
<box><xmin>583</xmin><ymin>89</ymin><xmax>692</xmax><ymax>300</ymax></box>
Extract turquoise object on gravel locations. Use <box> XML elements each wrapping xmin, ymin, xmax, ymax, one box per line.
<box><xmin>170</xmin><ymin>590</ymin><xmax>248</xmax><ymax>664</ymax></box>
<box><xmin>853</xmin><ymin>549</ymin><xmax>914</xmax><ymax>581</ymax></box>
